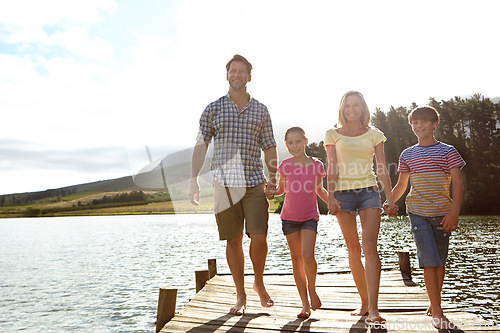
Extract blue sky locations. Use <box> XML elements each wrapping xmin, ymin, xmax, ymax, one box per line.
<box><xmin>1</xmin><ymin>0</ymin><xmax>499</xmax><ymax>195</ymax></box>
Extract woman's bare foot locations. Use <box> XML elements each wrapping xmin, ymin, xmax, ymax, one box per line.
<box><xmin>366</xmin><ymin>315</ymin><xmax>386</xmax><ymax>327</ymax></box>
<box><xmin>309</xmin><ymin>290</ymin><xmax>322</xmax><ymax>311</ymax></box>
<box><xmin>253</xmin><ymin>283</ymin><xmax>274</xmax><ymax>308</ymax></box>
<box><xmin>366</xmin><ymin>309</ymin><xmax>386</xmax><ymax>325</ymax></box>
<box><xmin>432</xmin><ymin>314</ymin><xmax>453</xmax><ymax>330</ymax></box>
<box><xmin>229</xmin><ymin>296</ymin><xmax>246</xmax><ymax>316</ymax></box>
<box><xmin>351</xmin><ymin>305</ymin><xmax>369</xmax><ymax>316</ymax></box>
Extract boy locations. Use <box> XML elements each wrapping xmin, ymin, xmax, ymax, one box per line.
<box><xmin>385</xmin><ymin>106</ymin><xmax>465</xmax><ymax>330</ymax></box>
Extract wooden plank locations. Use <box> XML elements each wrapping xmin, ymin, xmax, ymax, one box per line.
<box><xmin>160</xmin><ymin>271</ymin><xmax>499</xmax><ymax>332</ymax></box>
<box><xmin>163</xmin><ymin>310</ymin><xmax>500</xmax><ymax>333</ymax></box>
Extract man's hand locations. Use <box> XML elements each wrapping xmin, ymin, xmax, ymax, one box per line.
<box><xmin>189</xmin><ymin>178</ymin><xmax>200</xmax><ymax>206</ymax></box>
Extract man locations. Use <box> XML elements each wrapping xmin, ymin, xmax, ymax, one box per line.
<box><xmin>189</xmin><ymin>54</ymin><xmax>277</xmax><ymax>315</ymax></box>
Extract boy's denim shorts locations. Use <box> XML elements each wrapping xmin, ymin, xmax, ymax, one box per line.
<box><xmin>408</xmin><ymin>212</ymin><xmax>450</xmax><ymax>268</ymax></box>
<box><xmin>333</xmin><ymin>187</ymin><xmax>382</xmax><ymax>215</ymax></box>
<box><xmin>282</xmin><ymin>219</ymin><xmax>318</xmax><ymax>236</ymax></box>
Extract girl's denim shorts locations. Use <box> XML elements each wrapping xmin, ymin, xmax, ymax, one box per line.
<box><xmin>282</xmin><ymin>219</ymin><xmax>318</xmax><ymax>236</ymax></box>
<box><xmin>333</xmin><ymin>187</ymin><xmax>382</xmax><ymax>215</ymax></box>
<box><xmin>408</xmin><ymin>212</ymin><xmax>449</xmax><ymax>268</ymax></box>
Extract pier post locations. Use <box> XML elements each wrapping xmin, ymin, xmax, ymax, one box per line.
<box><xmin>208</xmin><ymin>259</ymin><xmax>217</xmax><ymax>279</ymax></box>
<box><xmin>156</xmin><ymin>287</ymin><xmax>177</xmax><ymax>333</ymax></box>
<box><xmin>196</xmin><ymin>269</ymin><xmax>210</xmax><ymax>293</ymax></box>
<box><xmin>398</xmin><ymin>250</ymin><xmax>412</xmax><ymax>280</ymax></box>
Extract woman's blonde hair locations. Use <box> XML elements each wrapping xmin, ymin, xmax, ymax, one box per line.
<box><xmin>338</xmin><ymin>91</ymin><xmax>370</xmax><ymax>128</ymax></box>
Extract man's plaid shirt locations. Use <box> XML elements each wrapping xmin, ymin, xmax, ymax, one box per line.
<box><xmin>196</xmin><ymin>93</ymin><xmax>276</xmax><ymax>187</ymax></box>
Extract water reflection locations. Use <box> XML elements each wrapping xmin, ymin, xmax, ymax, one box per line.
<box><xmin>444</xmin><ymin>216</ymin><xmax>500</xmax><ymax>322</ymax></box>
<box><xmin>0</xmin><ymin>214</ymin><xmax>498</xmax><ymax>333</ymax></box>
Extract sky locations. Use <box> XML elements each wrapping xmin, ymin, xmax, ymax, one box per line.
<box><xmin>1</xmin><ymin>0</ymin><xmax>499</xmax><ymax>195</ymax></box>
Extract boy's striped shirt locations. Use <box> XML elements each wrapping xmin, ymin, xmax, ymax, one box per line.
<box><xmin>398</xmin><ymin>142</ymin><xmax>465</xmax><ymax>217</ymax></box>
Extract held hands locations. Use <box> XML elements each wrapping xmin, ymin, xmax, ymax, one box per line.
<box><xmin>328</xmin><ymin>196</ymin><xmax>341</xmax><ymax>215</ymax></box>
<box><xmin>265</xmin><ymin>182</ymin><xmax>276</xmax><ymax>200</ymax></box>
<box><xmin>383</xmin><ymin>200</ymin><xmax>399</xmax><ymax>218</ymax></box>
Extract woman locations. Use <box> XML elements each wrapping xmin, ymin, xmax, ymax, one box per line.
<box><xmin>324</xmin><ymin>91</ymin><xmax>397</xmax><ymax>324</ymax></box>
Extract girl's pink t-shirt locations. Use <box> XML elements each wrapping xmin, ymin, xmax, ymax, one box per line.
<box><xmin>278</xmin><ymin>157</ymin><xmax>326</xmax><ymax>222</ymax></box>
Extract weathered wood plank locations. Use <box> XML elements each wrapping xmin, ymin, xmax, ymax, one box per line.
<box><xmin>160</xmin><ymin>271</ymin><xmax>499</xmax><ymax>332</ymax></box>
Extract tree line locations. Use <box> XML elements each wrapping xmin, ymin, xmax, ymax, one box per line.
<box><xmin>17</xmin><ymin>191</ymin><xmax>172</xmax><ymax>217</ymax></box>
<box><xmin>301</xmin><ymin>94</ymin><xmax>500</xmax><ymax>215</ymax></box>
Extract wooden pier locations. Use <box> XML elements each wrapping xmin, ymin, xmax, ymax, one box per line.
<box><xmin>157</xmin><ymin>253</ymin><xmax>499</xmax><ymax>332</ymax></box>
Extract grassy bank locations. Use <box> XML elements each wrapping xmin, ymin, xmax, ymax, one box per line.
<box><xmin>0</xmin><ymin>191</ymin><xmax>214</xmax><ymax>218</ymax></box>
<box><xmin>0</xmin><ymin>188</ymin><xmax>285</xmax><ymax>219</ymax></box>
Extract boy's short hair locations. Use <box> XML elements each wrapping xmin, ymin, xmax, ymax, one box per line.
<box><xmin>226</xmin><ymin>54</ymin><xmax>252</xmax><ymax>74</ymax></box>
<box><xmin>408</xmin><ymin>106</ymin><xmax>440</xmax><ymax>124</ymax></box>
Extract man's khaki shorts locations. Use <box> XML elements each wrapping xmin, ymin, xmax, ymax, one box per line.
<box><xmin>213</xmin><ymin>182</ymin><xmax>269</xmax><ymax>240</ymax></box>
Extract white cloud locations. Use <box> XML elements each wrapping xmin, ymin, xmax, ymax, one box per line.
<box><xmin>1</xmin><ymin>0</ymin><xmax>499</xmax><ymax>194</ymax></box>
<box><xmin>0</xmin><ymin>139</ymin><xmax>129</xmax><ymax>194</ymax></box>
<box><xmin>51</xmin><ymin>26</ymin><xmax>114</xmax><ymax>61</ymax></box>
<box><xmin>0</xmin><ymin>0</ymin><xmax>116</xmax><ymax>43</ymax></box>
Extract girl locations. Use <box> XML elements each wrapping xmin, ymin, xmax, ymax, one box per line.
<box><xmin>324</xmin><ymin>91</ymin><xmax>397</xmax><ymax>324</ymax></box>
<box><xmin>272</xmin><ymin>126</ymin><xmax>328</xmax><ymax>318</ymax></box>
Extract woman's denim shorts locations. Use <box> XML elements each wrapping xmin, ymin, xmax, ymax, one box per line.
<box><xmin>408</xmin><ymin>212</ymin><xmax>450</xmax><ymax>268</ymax></box>
<box><xmin>282</xmin><ymin>219</ymin><xmax>318</xmax><ymax>236</ymax></box>
<box><xmin>333</xmin><ymin>187</ymin><xmax>382</xmax><ymax>215</ymax></box>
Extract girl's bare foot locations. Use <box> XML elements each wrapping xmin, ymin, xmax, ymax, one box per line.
<box><xmin>297</xmin><ymin>310</ymin><xmax>311</xmax><ymax>318</ymax></box>
<box><xmin>309</xmin><ymin>291</ymin><xmax>322</xmax><ymax>311</ymax></box>
<box><xmin>253</xmin><ymin>284</ymin><xmax>274</xmax><ymax>308</ymax></box>
<box><xmin>229</xmin><ymin>296</ymin><xmax>246</xmax><ymax>316</ymax></box>
<box><xmin>351</xmin><ymin>305</ymin><xmax>369</xmax><ymax>316</ymax></box>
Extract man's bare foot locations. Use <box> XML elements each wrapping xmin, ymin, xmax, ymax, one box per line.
<box><xmin>253</xmin><ymin>284</ymin><xmax>274</xmax><ymax>308</ymax></box>
<box><xmin>229</xmin><ymin>296</ymin><xmax>246</xmax><ymax>316</ymax></box>
<box><xmin>426</xmin><ymin>305</ymin><xmax>432</xmax><ymax>316</ymax></box>
<box><xmin>432</xmin><ymin>314</ymin><xmax>453</xmax><ymax>330</ymax></box>
<box><xmin>309</xmin><ymin>291</ymin><xmax>322</xmax><ymax>311</ymax></box>
<box><xmin>351</xmin><ymin>305</ymin><xmax>369</xmax><ymax>316</ymax></box>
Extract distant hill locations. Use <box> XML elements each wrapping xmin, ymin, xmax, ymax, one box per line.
<box><xmin>0</xmin><ymin>146</ymin><xmax>210</xmax><ymax>207</ymax></box>
<box><xmin>0</xmin><ymin>176</ymin><xmax>148</xmax><ymax>207</ymax></box>
<box><xmin>491</xmin><ymin>96</ymin><xmax>500</xmax><ymax>104</ymax></box>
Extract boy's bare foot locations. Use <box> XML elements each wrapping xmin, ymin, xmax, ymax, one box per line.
<box><xmin>253</xmin><ymin>284</ymin><xmax>274</xmax><ymax>308</ymax></box>
<box><xmin>351</xmin><ymin>305</ymin><xmax>369</xmax><ymax>316</ymax></box>
<box><xmin>229</xmin><ymin>296</ymin><xmax>246</xmax><ymax>316</ymax></box>
<box><xmin>426</xmin><ymin>305</ymin><xmax>432</xmax><ymax>316</ymax></box>
<box><xmin>309</xmin><ymin>291</ymin><xmax>322</xmax><ymax>311</ymax></box>
<box><xmin>432</xmin><ymin>314</ymin><xmax>453</xmax><ymax>330</ymax></box>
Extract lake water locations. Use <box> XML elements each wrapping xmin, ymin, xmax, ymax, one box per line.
<box><xmin>0</xmin><ymin>214</ymin><xmax>498</xmax><ymax>332</ymax></box>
